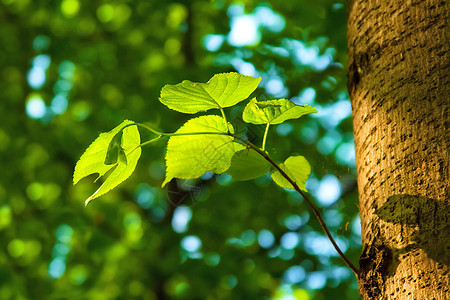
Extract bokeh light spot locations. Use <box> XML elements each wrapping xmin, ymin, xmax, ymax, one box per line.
<box><xmin>25</xmin><ymin>94</ymin><xmax>46</xmax><ymax>119</ymax></box>
<box><xmin>203</xmin><ymin>34</ymin><xmax>225</xmax><ymax>52</ymax></box>
<box><xmin>324</xmin><ymin>209</ymin><xmax>343</xmax><ymax>228</ymax></box>
<box><xmin>166</xmin><ymin>3</ymin><xmax>187</xmax><ymax>29</ymax></box>
<box><xmin>61</xmin><ymin>0</ymin><xmax>80</xmax><ymax>18</ymax></box>
<box><xmin>70</xmin><ymin>265</ymin><xmax>88</xmax><ymax>285</ymax></box>
<box><xmin>50</xmin><ymin>94</ymin><xmax>68</xmax><ymax>115</ymax></box>
<box><xmin>335</xmin><ymin>142</ymin><xmax>356</xmax><ymax>167</ymax></box>
<box><xmin>204</xmin><ymin>252</ymin><xmax>221</xmax><ymax>267</ymax></box>
<box><xmin>240</xmin><ymin>230</ymin><xmax>256</xmax><ymax>246</ymax></box>
<box><xmin>276</xmin><ymin>123</ymin><xmax>293</xmax><ymax>136</ymax></box>
<box><xmin>58</xmin><ymin>60</ymin><xmax>76</xmax><ymax>79</ymax></box>
<box><xmin>283</xmin><ymin>214</ymin><xmax>302</xmax><ymax>230</ymax></box>
<box><xmin>52</xmin><ymin>243</ymin><xmax>70</xmax><ymax>257</ymax></box>
<box><xmin>134</xmin><ymin>183</ymin><xmax>155</xmax><ymax>209</ymax></box>
<box><xmin>71</xmin><ymin>101</ymin><xmax>91</xmax><ymax>121</ymax></box>
<box><xmin>280</xmin><ymin>232</ymin><xmax>299</xmax><ymax>250</ymax></box>
<box><xmin>8</xmin><ymin>239</ymin><xmax>25</xmax><ymax>257</ymax></box>
<box><xmin>221</xmin><ymin>275</ymin><xmax>238</xmax><ymax>289</ymax></box>
<box><xmin>97</xmin><ymin>4</ymin><xmax>114</xmax><ymax>23</ymax></box>
<box><xmin>26</xmin><ymin>182</ymin><xmax>44</xmax><ymax>200</ymax></box>
<box><xmin>230</xmin><ymin>58</ymin><xmax>258</xmax><ymax>77</ymax></box>
<box><xmin>228</xmin><ymin>15</ymin><xmax>260</xmax><ymax>46</ymax></box>
<box><xmin>56</xmin><ymin>224</ymin><xmax>73</xmax><ymax>243</ymax></box>
<box><xmin>181</xmin><ymin>235</ymin><xmax>202</xmax><ymax>252</ymax></box>
<box><xmin>33</xmin><ymin>54</ymin><xmax>51</xmax><ymax>69</ymax></box>
<box><xmin>316</xmin><ymin>174</ymin><xmax>341</xmax><ymax>206</ymax></box>
<box><xmin>299</xmin><ymin>121</ymin><xmax>319</xmax><ymax>144</ymax></box>
<box><xmin>172</xmin><ymin>206</ymin><xmax>192</xmax><ymax>233</ymax></box>
<box><xmin>258</xmin><ymin>229</ymin><xmax>275</xmax><ymax>249</ymax></box>
<box><xmin>227</xmin><ymin>4</ymin><xmax>244</xmax><ymax>17</ymax></box>
<box><xmin>0</xmin><ymin>205</ymin><xmax>12</xmax><ymax>229</ymax></box>
<box><xmin>164</xmin><ymin>38</ymin><xmax>181</xmax><ymax>56</ymax></box>
<box><xmin>295</xmin><ymin>42</ymin><xmax>318</xmax><ymax>64</ymax></box>
<box><xmin>292</xmin><ymin>87</ymin><xmax>316</xmax><ymax>105</ymax></box>
<box><xmin>265</xmin><ymin>77</ymin><xmax>285</xmax><ymax>96</ymax></box>
<box><xmin>216</xmin><ymin>174</ymin><xmax>232</xmax><ymax>186</ymax></box>
<box><xmin>254</xmin><ymin>6</ymin><xmax>285</xmax><ymax>32</ymax></box>
<box><xmin>32</xmin><ymin>35</ymin><xmax>51</xmax><ymax>51</ymax></box>
<box><xmin>352</xmin><ymin>215</ymin><xmax>361</xmax><ymax>237</ymax></box>
<box><xmin>114</xmin><ymin>4</ymin><xmax>131</xmax><ymax>25</ymax></box>
<box><xmin>27</xmin><ymin>67</ymin><xmax>46</xmax><ymax>89</ymax></box>
<box><xmin>124</xmin><ymin>212</ymin><xmax>142</xmax><ymax>232</ymax></box>
<box><xmin>317</xmin><ymin>131</ymin><xmax>342</xmax><ymax>155</ymax></box>
<box><xmin>306</xmin><ymin>272</ymin><xmax>327</xmax><ymax>289</ymax></box>
<box><xmin>293</xmin><ymin>288</ymin><xmax>310</xmax><ymax>300</ymax></box>
<box><xmin>283</xmin><ymin>265</ymin><xmax>306</xmax><ymax>284</ymax></box>
<box><xmin>48</xmin><ymin>258</ymin><xmax>66</xmax><ymax>279</ymax></box>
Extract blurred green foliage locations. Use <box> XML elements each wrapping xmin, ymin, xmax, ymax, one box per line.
<box><xmin>0</xmin><ymin>0</ymin><xmax>360</xmax><ymax>299</ymax></box>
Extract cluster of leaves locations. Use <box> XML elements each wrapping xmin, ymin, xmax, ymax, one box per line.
<box><xmin>74</xmin><ymin>72</ymin><xmax>317</xmax><ymax>205</ymax></box>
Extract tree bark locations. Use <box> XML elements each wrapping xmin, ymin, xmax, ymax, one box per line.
<box><xmin>347</xmin><ymin>0</ymin><xmax>449</xmax><ymax>299</ymax></box>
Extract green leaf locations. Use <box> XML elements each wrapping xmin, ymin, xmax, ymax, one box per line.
<box><xmin>243</xmin><ymin>98</ymin><xmax>317</xmax><ymax>125</ymax></box>
<box><xmin>104</xmin><ymin>130</ymin><xmax>124</xmax><ymax>165</ymax></box>
<box><xmin>73</xmin><ymin>120</ymin><xmax>141</xmax><ymax>205</ymax></box>
<box><xmin>159</xmin><ymin>72</ymin><xmax>261</xmax><ymax>114</ymax></box>
<box><xmin>226</xmin><ymin>149</ymin><xmax>271</xmax><ymax>181</ymax></box>
<box><xmin>118</xmin><ymin>148</ymin><xmax>127</xmax><ymax>165</ymax></box>
<box><xmin>270</xmin><ymin>156</ymin><xmax>311</xmax><ymax>191</ymax></box>
<box><xmin>163</xmin><ymin>115</ymin><xmax>245</xmax><ymax>186</ymax></box>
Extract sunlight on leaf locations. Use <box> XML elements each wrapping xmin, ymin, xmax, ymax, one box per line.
<box><xmin>243</xmin><ymin>98</ymin><xmax>316</xmax><ymax>125</ymax></box>
<box><xmin>163</xmin><ymin>115</ymin><xmax>245</xmax><ymax>186</ymax></box>
<box><xmin>226</xmin><ymin>149</ymin><xmax>271</xmax><ymax>181</ymax></box>
<box><xmin>271</xmin><ymin>156</ymin><xmax>311</xmax><ymax>191</ymax></box>
<box><xmin>73</xmin><ymin>120</ymin><xmax>141</xmax><ymax>205</ymax></box>
<box><xmin>159</xmin><ymin>72</ymin><xmax>261</xmax><ymax>113</ymax></box>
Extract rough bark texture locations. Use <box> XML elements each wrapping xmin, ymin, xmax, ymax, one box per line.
<box><xmin>347</xmin><ymin>0</ymin><xmax>449</xmax><ymax>299</ymax></box>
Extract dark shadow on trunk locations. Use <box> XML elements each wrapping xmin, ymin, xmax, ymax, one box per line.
<box><xmin>374</xmin><ymin>194</ymin><xmax>449</xmax><ymax>270</ymax></box>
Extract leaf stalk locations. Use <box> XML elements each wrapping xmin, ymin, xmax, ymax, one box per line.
<box><xmin>262</xmin><ymin>123</ymin><xmax>270</xmax><ymax>151</ymax></box>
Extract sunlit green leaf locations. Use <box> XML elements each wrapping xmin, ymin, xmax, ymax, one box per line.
<box><xmin>226</xmin><ymin>149</ymin><xmax>271</xmax><ymax>181</ymax></box>
<box><xmin>243</xmin><ymin>98</ymin><xmax>317</xmax><ymax>125</ymax></box>
<box><xmin>163</xmin><ymin>115</ymin><xmax>245</xmax><ymax>186</ymax></box>
<box><xmin>270</xmin><ymin>156</ymin><xmax>311</xmax><ymax>191</ymax></box>
<box><xmin>159</xmin><ymin>72</ymin><xmax>261</xmax><ymax>113</ymax></box>
<box><xmin>73</xmin><ymin>120</ymin><xmax>141</xmax><ymax>205</ymax></box>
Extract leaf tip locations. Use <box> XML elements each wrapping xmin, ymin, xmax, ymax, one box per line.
<box><xmin>161</xmin><ymin>177</ymin><xmax>171</xmax><ymax>188</ymax></box>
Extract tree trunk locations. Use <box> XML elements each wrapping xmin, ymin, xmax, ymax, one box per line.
<box><xmin>347</xmin><ymin>0</ymin><xmax>449</xmax><ymax>299</ymax></box>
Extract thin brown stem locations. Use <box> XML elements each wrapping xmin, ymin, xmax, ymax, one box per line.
<box><xmin>231</xmin><ymin>134</ymin><xmax>359</xmax><ymax>276</ymax></box>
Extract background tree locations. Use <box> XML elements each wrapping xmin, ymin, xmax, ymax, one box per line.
<box><xmin>347</xmin><ymin>0</ymin><xmax>449</xmax><ymax>298</ymax></box>
<box><xmin>0</xmin><ymin>0</ymin><xmax>361</xmax><ymax>299</ymax></box>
